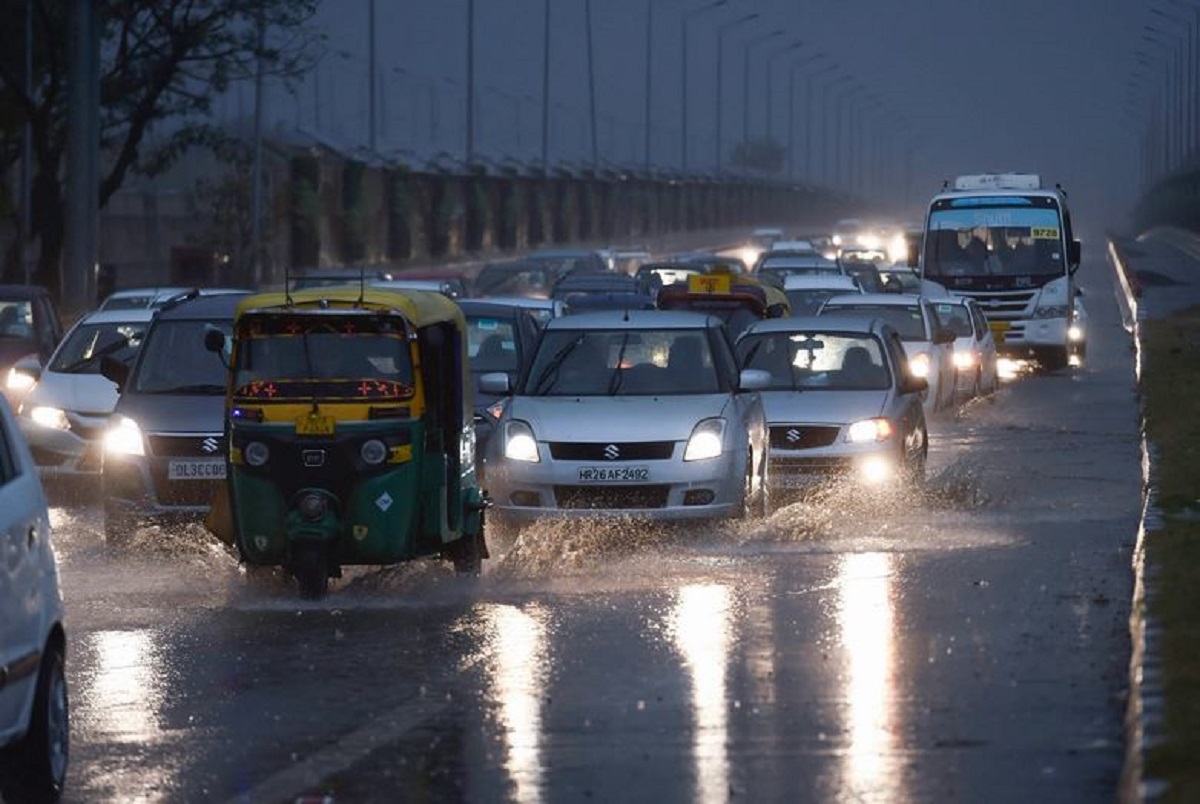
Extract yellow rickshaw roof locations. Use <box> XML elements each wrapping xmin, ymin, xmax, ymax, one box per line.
<box><xmin>234</xmin><ymin>287</ymin><xmax>465</xmax><ymax>329</ymax></box>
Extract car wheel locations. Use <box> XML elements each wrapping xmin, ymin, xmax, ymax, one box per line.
<box><xmin>0</xmin><ymin>644</ymin><xmax>69</xmax><ymax>804</ymax></box>
<box><xmin>448</xmin><ymin>531</ymin><xmax>486</xmax><ymax>576</ymax></box>
<box><xmin>291</xmin><ymin>543</ymin><xmax>329</xmax><ymax>600</ymax></box>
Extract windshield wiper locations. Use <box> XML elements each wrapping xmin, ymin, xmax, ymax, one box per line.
<box><xmin>531</xmin><ymin>333</ymin><xmax>584</xmax><ymax>395</ymax></box>
<box><xmin>607</xmin><ymin>334</ymin><xmax>630</xmax><ymax>395</ymax></box>
<box><xmin>60</xmin><ymin>339</ymin><xmax>130</xmax><ymax>374</ymax></box>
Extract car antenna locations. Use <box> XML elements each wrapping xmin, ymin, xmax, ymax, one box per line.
<box><xmin>284</xmin><ymin>261</ymin><xmax>294</xmax><ymax>307</ymax></box>
<box><xmin>356</xmin><ymin>262</ymin><xmax>366</xmax><ymax>307</ymax></box>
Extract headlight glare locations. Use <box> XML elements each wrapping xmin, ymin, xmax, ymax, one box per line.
<box><xmin>6</xmin><ymin>368</ymin><xmax>35</xmax><ymax>392</ymax></box>
<box><xmin>1068</xmin><ymin>324</ymin><xmax>1084</xmax><ymax>342</ymax></box>
<box><xmin>684</xmin><ymin>417</ymin><xmax>726</xmax><ymax>461</ymax></box>
<box><xmin>104</xmin><ymin>416</ymin><xmax>145</xmax><ymax>457</ymax></box>
<box><xmin>30</xmin><ymin>406</ymin><xmax>69</xmax><ymax>430</ymax></box>
<box><xmin>909</xmin><ymin>351</ymin><xmax>931</xmax><ymax>378</ymax></box>
<box><xmin>953</xmin><ymin>351</ymin><xmax>977</xmax><ymax>370</ymax></box>
<box><xmin>846</xmin><ymin>418</ymin><xmax>893</xmax><ymax>443</ymax></box>
<box><xmin>504</xmin><ymin>420</ymin><xmax>539</xmax><ymax>462</ymax></box>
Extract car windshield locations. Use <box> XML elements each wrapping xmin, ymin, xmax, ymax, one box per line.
<box><xmin>931</xmin><ymin>302</ymin><xmax>974</xmax><ymax>337</ymax></box>
<box><xmin>785</xmin><ymin>289</ymin><xmax>846</xmax><ymax>316</ymax></box>
<box><xmin>0</xmin><ymin>300</ymin><xmax>33</xmax><ymax>339</ymax></box>
<box><xmin>925</xmin><ymin>204</ymin><xmax>1065</xmax><ymax>279</ymax></box>
<box><xmin>467</xmin><ymin>316</ymin><xmax>520</xmax><ymax>373</ymax></box>
<box><xmin>50</xmin><ymin>322</ymin><xmax>145</xmax><ymax>373</ymax></box>
<box><xmin>738</xmin><ymin>332</ymin><xmax>890</xmax><ymax>391</ymax></box>
<box><xmin>133</xmin><ymin>319</ymin><xmax>232</xmax><ymax>394</ymax></box>
<box><xmin>820</xmin><ymin>303</ymin><xmax>928</xmax><ymax>341</ymax></box>
<box><xmin>231</xmin><ymin>314</ymin><xmax>414</xmax><ymax>400</ymax></box>
<box><xmin>101</xmin><ymin>295</ymin><xmax>158</xmax><ymax>310</ymax></box>
<box><xmin>523</xmin><ymin>328</ymin><xmax>721</xmax><ymax>396</ymax></box>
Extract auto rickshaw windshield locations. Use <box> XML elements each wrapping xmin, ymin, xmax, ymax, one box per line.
<box><xmin>232</xmin><ymin>314</ymin><xmax>415</xmax><ymax>399</ymax></box>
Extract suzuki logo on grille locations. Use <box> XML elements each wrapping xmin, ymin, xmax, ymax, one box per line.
<box><xmin>604</xmin><ymin>444</ymin><xmax>620</xmax><ymax>460</ymax></box>
<box><xmin>201</xmin><ymin>437</ymin><xmax>221</xmax><ymax>454</ymax></box>
<box><xmin>786</xmin><ymin>429</ymin><xmax>803</xmax><ymax>443</ymax></box>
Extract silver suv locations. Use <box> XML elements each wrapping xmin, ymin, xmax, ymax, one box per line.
<box><xmin>102</xmin><ymin>292</ymin><xmax>247</xmax><ymax>542</ymax></box>
<box><xmin>0</xmin><ymin>396</ymin><xmax>68</xmax><ymax>800</ymax></box>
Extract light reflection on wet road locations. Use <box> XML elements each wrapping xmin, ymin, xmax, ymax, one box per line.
<box><xmin>42</xmin><ymin>244</ymin><xmax>1142</xmax><ymax>803</ymax></box>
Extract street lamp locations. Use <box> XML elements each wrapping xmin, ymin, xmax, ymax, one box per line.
<box><xmin>785</xmin><ymin>54</ymin><xmax>828</xmax><ymax>180</ymax></box>
<box><xmin>1136</xmin><ymin>50</ymin><xmax>1172</xmax><ymax>173</ymax></box>
<box><xmin>818</xmin><ymin>73</ymin><xmax>853</xmax><ymax>186</ymax></box>
<box><xmin>681</xmin><ymin>0</ymin><xmax>729</xmax><ymax>172</ymax></box>
<box><xmin>715</xmin><ymin>12</ymin><xmax>759</xmax><ymax>171</ymax></box>
<box><xmin>801</xmin><ymin>61</ymin><xmax>837</xmax><ymax>182</ymax></box>
<box><xmin>741</xmin><ymin>29</ymin><xmax>783</xmax><ymax>147</ymax></box>
<box><xmin>1144</xmin><ymin>25</ymin><xmax>1185</xmax><ymax>170</ymax></box>
<box><xmin>1167</xmin><ymin>0</ymin><xmax>1200</xmax><ymax>159</ymax></box>
<box><xmin>835</xmin><ymin>84</ymin><xmax>867</xmax><ymax>192</ymax></box>
<box><xmin>763</xmin><ymin>40</ymin><xmax>803</xmax><ymax>145</ymax></box>
<box><xmin>465</xmin><ymin>0</ymin><xmax>475</xmax><ymax>166</ymax></box>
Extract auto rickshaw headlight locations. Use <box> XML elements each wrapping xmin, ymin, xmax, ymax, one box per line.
<box><xmin>298</xmin><ymin>492</ymin><xmax>328</xmax><ymax>521</ymax></box>
<box><xmin>360</xmin><ymin>438</ymin><xmax>388</xmax><ymax>465</ymax></box>
<box><xmin>244</xmin><ymin>441</ymin><xmax>270</xmax><ymax>467</ymax></box>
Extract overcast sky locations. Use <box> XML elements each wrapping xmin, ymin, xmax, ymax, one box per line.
<box><xmin>230</xmin><ymin>0</ymin><xmax>1157</xmax><ymax>229</ymax></box>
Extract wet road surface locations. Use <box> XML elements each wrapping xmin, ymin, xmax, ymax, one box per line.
<box><xmin>45</xmin><ymin>246</ymin><xmax>1141</xmax><ymax>803</ymax></box>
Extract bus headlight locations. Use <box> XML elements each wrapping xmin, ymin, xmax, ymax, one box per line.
<box><xmin>1067</xmin><ymin>323</ymin><xmax>1084</xmax><ymax>342</ymax></box>
<box><xmin>684</xmin><ymin>418</ymin><xmax>726</xmax><ymax>461</ymax></box>
<box><xmin>105</xmin><ymin>416</ymin><xmax>145</xmax><ymax>457</ymax></box>
<box><xmin>504</xmin><ymin>420</ymin><xmax>540</xmax><ymax>462</ymax></box>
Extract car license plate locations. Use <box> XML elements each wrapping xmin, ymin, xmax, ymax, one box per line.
<box><xmin>988</xmin><ymin>321</ymin><xmax>1010</xmax><ymax>344</ymax></box>
<box><xmin>577</xmin><ymin>466</ymin><xmax>649</xmax><ymax>482</ymax></box>
<box><xmin>296</xmin><ymin>413</ymin><xmax>335</xmax><ymax>435</ymax></box>
<box><xmin>168</xmin><ymin>459</ymin><xmax>226</xmax><ymax>480</ymax></box>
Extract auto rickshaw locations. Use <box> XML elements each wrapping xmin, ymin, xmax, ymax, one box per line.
<box><xmin>206</xmin><ymin>287</ymin><xmax>488</xmax><ymax>598</ymax></box>
<box><xmin>655</xmin><ymin>266</ymin><xmax>790</xmax><ymax>337</ymax></box>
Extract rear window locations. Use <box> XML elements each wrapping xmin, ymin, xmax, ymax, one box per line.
<box><xmin>820</xmin><ymin>304</ymin><xmax>928</xmax><ymax>341</ymax></box>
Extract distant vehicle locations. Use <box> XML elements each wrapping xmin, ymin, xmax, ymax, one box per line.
<box><xmin>0</xmin><ymin>393</ymin><xmax>69</xmax><ymax>802</ymax></box>
<box><xmin>755</xmin><ymin>251</ymin><xmax>844</xmax><ymax>282</ymax></box>
<box><xmin>1</xmin><ymin>285</ymin><xmax>64</xmax><ymax>411</ymax></box>
<box><xmin>736</xmin><ymin>315</ymin><xmax>928</xmax><ymax>491</ymax></box>
<box><xmin>839</xmin><ymin>260</ymin><xmax>886</xmax><ymax>294</ymax></box>
<box><xmin>604</xmin><ymin>246</ymin><xmax>653</xmax><ymax>274</ymax></box>
<box><xmin>101</xmin><ymin>292</ymin><xmax>250</xmax><ymax>542</ymax></box>
<box><xmin>524</xmin><ymin>248</ymin><xmax>610</xmax><ymax>275</ymax></box>
<box><xmin>551</xmin><ymin>271</ymin><xmax>647</xmax><ymax>301</ymax></box>
<box><xmin>369</xmin><ymin>278</ymin><xmax>461</xmax><ymax>298</ymax></box>
<box><xmin>879</xmin><ymin>266</ymin><xmax>923</xmax><ymax>294</ymax></box>
<box><xmin>769</xmin><ymin>239</ymin><xmax>817</xmax><ymax>253</ymax></box>
<box><xmin>782</xmin><ymin>275</ymin><xmax>862</xmax><ymax>316</ymax></box>
<box><xmin>17</xmin><ymin>308</ymin><xmax>155</xmax><ymax>480</ymax></box>
<box><xmin>471</xmin><ymin>295</ymin><xmax>565</xmax><ymax>327</ymax></box>
<box><xmin>474</xmin><ymin>260</ymin><xmax>570</xmax><ymax>298</ymax></box>
<box><xmin>289</xmin><ymin>268</ymin><xmax>394</xmax><ymax>291</ymax></box>
<box><xmin>671</xmin><ymin>251</ymin><xmax>750</xmax><ymax>274</ymax></box>
<box><xmin>390</xmin><ymin>268</ymin><xmax>470</xmax><ymax>299</ymax></box>
<box><xmin>480</xmin><ymin>309</ymin><xmax>771</xmax><ymax>526</ymax></box>
<box><xmin>657</xmin><ymin>269</ymin><xmax>791</xmax><ymax>338</ymax></box>
<box><xmin>98</xmin><ymin>286</ymin><xmax>249</xmax><ymax>311</ymax></box>
<box><xmin>838</xmin><ymin>246</ymin><xmax>889</xmax><ymax>265</ymax></box>
<box><xmin>748</xmin><ymin>227</ymin><xmax>785</xmax><ymax>250</ymax></box>
<box><xmin>928</xmin><ymin>296</ymin><xmax>999</xmax><ymax>400</ymax></box>
<box><xmin>817</xmin><ymin>293</ymin><xmax>958</xmax><ymax>414</ymax></box>
<box><xmin>634</xmin><ymin>262</ymin><xmax>709</xmax><ymax>294</ymax></box>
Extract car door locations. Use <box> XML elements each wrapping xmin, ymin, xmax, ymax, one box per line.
<box><xmin>0</xmin><ymin>398</ymin><xmax>48</xmax><ymax>738</ymax></box>
<box><xmin>923</xmin><ymin>301</ymin><xmax>956</xmax><ymax>410</ymax></box>
<box><xmin>712</xmin><ymin>326</ymin><xmax>768</xmax><ymax>479</ymax></box>
<box><xmin>968</xmin><ymin>301</ymin><xmax>998</xmax><ymax>391</ymax></box>
<box><xmin>884</xmin><ymin>330</ymin><xmax>926</xmax><ymax>463</ymax></box>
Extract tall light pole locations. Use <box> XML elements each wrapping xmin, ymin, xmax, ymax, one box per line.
<box><xmin>835</xmin><ymin>84</ymin><xmax>867</xmax><ymax>192</ymax></box>
<box><xmin>465</xmin><ymin>0</ymin><xmax>476</xmax><ymax>166</ymax></box>
<box><xmin>1158</xmin><ymin>2</ymin><xmax>1197</xmax><ymax>162</ymax></box>
<box><xmin>585</xmin><ymin>0</ymin><xmax>599</xmax><ymax>168</ymax></box>
<box><xmin>681</xmin><ymin>0</ymin><xmax>728</xmax><ymax>172</ymax></box>
<box><xmin>763</xmin><ymin>40</ymin><xmax>802</xmax><ymax>145</ymax></box>
<box><xmin>643</xmin><ymin>0</ymin><xmax>655</xmax><ymax>169</ymax></box>
<box><xmin>802</xmin><ymin>60</ymin><xmax>837</xmax><ymax>183</ymax></box>
<box><xmin>1144</xmin><ymin>25</ymin><xmax>1185</xmax><ymax>171</ymax></box>
<box><xmin>715</xmin><ymin>12</ymin><xmax>759</xmax><ymax>171</ymax></box>
<box><xmin>20</xmin><ymin>0</ymin><xmax>32</xmax><ymax>284</ymax></box>
<box><xmin>1169</xmin><ymin>0</ymin><xmax>1200</xmax><ymax>159</ymax></box>
<box><xmin>741</xmin><ymin>29</ymin><xmax>783</xmax><ymax>147</ymax></box>
<box><xmin>541</xmin><ymin>0</ymin><xmax>551</xmax><ymax>171</ymax></box>
<box><xmin>785</xmin><ymin>53</ymin><xmax>826</xmax><ymax>181</ymax></box>
<box><xmin>367</xmin><ymin>0</ymin><xmax>377</xmax><ymax>151</ymax></box>
<box><xmin>1137</xmin><ymin>50</ymin><xmax>1172</xmax><ymax>173</ymax></box>
<box><xmin>818</xmin><ymin>73</ymin><xmax>852</xmax><ymax>186</ymax></box>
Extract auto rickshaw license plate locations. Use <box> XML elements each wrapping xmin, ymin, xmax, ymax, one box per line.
<box><xmin>296</xmin><ymin>414</ymin><xmax>335</xmax><ymax>435</ymax></box>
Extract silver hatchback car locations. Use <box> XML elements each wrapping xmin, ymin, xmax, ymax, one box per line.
<box><xmin>736</xmin><ymin>316</ymin><xmax>929</xmax><ymax>490</ymax></box>
<box><xmin>482</xmin><ymin>310</ymin><xmax>771</xmax><ymax>524</ymax></box>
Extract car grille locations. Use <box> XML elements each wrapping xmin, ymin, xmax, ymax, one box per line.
<box><xmin>769</xmin><ymin>425</ymin><xmax>840</xmax><ymax>450</ymax></box>
<box><xmin>548</xmin><ymin>441</ymin><xmax>675</xmax><ymax>461</ymax></box>
<box><xmin>961</xmin><ymin>290</ymin><xmax>1037</xmax><ymax>321</ymax></box>
<box><xmin>553</xmin><ymin>484</ymin><xmax>671</xmax><ymax>509</ymax></box>
<box><xmin>148</xmin><ymin>434</ymin><xmax>225</xmax><ymax>457</ymax></box>
<box><xmin>771</xmin><ymin>456</ymin><xmax>855</xmax><ymax>473</ymax></box>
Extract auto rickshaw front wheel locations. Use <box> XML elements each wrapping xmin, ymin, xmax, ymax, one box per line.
<box><xmin>448</xmin><ymin>531</ymin><xmax>487</xmax><ymax>576</ymax></box>
<box><xmin>291</xmin><ymin>543</ymin><xmax>330</xmax><ymax>599</ymax></box>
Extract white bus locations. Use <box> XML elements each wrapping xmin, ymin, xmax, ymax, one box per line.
<box><xmin>916</xmin><ymin>173</ymin><xmax>1082</xmax><ymax>370</ymax></box>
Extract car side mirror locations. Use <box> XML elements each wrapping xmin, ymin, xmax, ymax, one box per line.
<box><xmin>904</xmin><ymin>375</ymin><xmax>929</xmax><ymax>394</ymax></box>
<box><xmin>478</xmin><ymin>372</ymin><xmax>512</xmax><ymax>395</ymax></box>
<box><xmin>766</xmin><ymin>303</ymin><xmax>788</xmax><ymax>319</ymax></box>
<box><xmin>204</xmin><ymin>329</ymin><xmax>226</xmax><ymax>354</ymax></box>
<box><xmin>738</xmin><ymin>368</ymin><xmax>772</xmax><ymax>391</ymax></box>
<box><xmin>933</xmin><ymin>328</ymin><xmax>956</xmax><ymax>345</ymax></box>
<box><xmin>1068</xmin><ymin>239</ymin><xmax>1081</xmax><ymax>267</ymax></box>
<box><xmin>100</xmin><ymin>354</ymin><xmax>130</xmax><ymax>391</ymax></box>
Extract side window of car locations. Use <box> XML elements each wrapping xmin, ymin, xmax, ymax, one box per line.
<box><xmin>969</xmin><ymin>304</ymin><xmax>987</xmax><ymax>342</ymax></box>
<box><xmin>0</xmin><ymin>411</ymin><xmax>18</xmax><ymax>487</ymax></box>
<box><xmin>885</xmin><ymin>333</ymin><xmax>910</xmax><ymax>383</ymax></box>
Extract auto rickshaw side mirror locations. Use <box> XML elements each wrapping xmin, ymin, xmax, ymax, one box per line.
<box><xmin>100</xmin><ymin>354</ymin><xmax>129</xmax><ymax>391</ymax></box>
<box><xmin>478</xmin><ymin>372</ymin><xmax>512</xmax><ymax>395</ymax></box>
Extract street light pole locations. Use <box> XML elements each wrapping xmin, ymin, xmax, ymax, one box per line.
<box><xmin>466</xmin><ymin>0</ymin><xmax>476</xmax><ymax>165</ymax></box>
<box><xmin>644</xmin><ymin>0</ymin><xmax>655</xmax><ymax>170</ymax></box>
<box><xmin>585</xmin><ymin>0</ymin><xmax>599</xmax><ymax>168</ymax></box>
<box><xmin>803</xmin><ymin>61</ymin><xmax>837</xmax><ymax>183</ymax></box>
<box><xmin>784</xmin><ymin>53</ymin><xmax>825</xmax><ymax>180</ymax></box>
<box><xmin>368</xmin><ymin>0</ymin><xmax>376</xmax><ymax>151</ymax></box>
<box><xmin>818</xmin><ymin>74</ymin><xmax>852</xmax><ymax>186</ymax></box>
<box><xmin>715</xmin><ymin>12</ymin><xmax>759</xmax><ymax>171</ymax></box>
<box><xmin>1144</xmin><ymin>25</ymin><xmax>1185</xmax><ymax>171</ymax></box>
<box><xmin>763</xmin><ymin>40</ymin><xmax>802</xmax><ymax>145</ymax></box>
<box><xmin>835</xmin><ymin>85</ymin><xmax>865</xmax><ymax>192</ymax></box>
<box><xmin>541</xmin><ymin>0</ymin><xmax>551</xmax><ymax>171</ymax></box>
<box><xmin>681</xmin><ymin>0</ymin><xmax>728</xmax><ymax>172</ymax></box>
<box><xmin>741</xmin><ymin>29</ymin><xmax>783</xmax><ymax>148</ymax></box>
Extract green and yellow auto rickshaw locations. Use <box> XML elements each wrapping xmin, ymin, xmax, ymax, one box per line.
<box><xmin>207</xmin><ymin>287</ymin><xmax>487</xmax><ymax>598</ymax></box>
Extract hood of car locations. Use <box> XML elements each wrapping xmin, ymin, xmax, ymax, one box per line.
<box><xmin>26</xmin><ymin>370</ymin><xmax>119</xmax><ymax>415</ymax></box>
<box><xmin>114</xmin><ymin>391</ymin><xmax>226</xmax><ymax>435</ymax></box>
<box><xmin>759</xmin><ymin>390</ymin><xmax>887</xmax><ymax>425</ymax></box>
<box><xmin>508</xmin><ymin>394</ymin><xmax>731</xmax><ymax>442</ymax></box>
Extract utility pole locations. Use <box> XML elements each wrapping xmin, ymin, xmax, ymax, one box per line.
<box><xmin>585</xmin><ymin>0</ymin><xmax>599</xmax><ymax>167</ymax></box>
<box><xmin>466</xmin><ymin>0</ymin><xmax>476</xmax><ymax>165</ymax></box>
<box><xmin>250</xmin><ymin>7</ymin><xmax>266</xmax><ymax>286</ymax></box>
<box><xmin>64</xmin><ymin>0</ymin><xmax>99</xmax><ymax>312</ymax></box>
<box><xmin>368</xmin><ymin>0</ymin><xmax>377</xmax><ymax>151</ymax></box>
<box><xmin>541</xmin><ymin>0</ymin><xmax>551</xmax><ymax>171</ymax></box>
<box><xmin>20</xmin><ymin>0</ymin><xmax>33</xmax><ymax>285</ymax></box>
<box><xmin>643</xmin><ymin>0</ymin><xmax>654</xmax><ymax>170</ymax></box>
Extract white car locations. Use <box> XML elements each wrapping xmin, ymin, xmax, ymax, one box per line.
<box><xmin>928</xmin><ymin>297</ymin><xmax>999</xmax><ymax>400</ymax></box>
<box><xmin>817</xmin><ymin>293</ymin><xmax>957</xmax><ymax>413</ymax></box>
<box><xmin>782</xmin><ymin>275</ymin><xmax>862</xmax><ymax>316</ymax></box>
<box><xmin>18</xmin><ymin>309</ymin><xmax>155</xmax><ymax>479</ymax></box>
<box><xmin>0</xmin><ymin>396</ymin><xmax>69</xmax><ymax>801</ymax></box>
<box><xmin>482</xmin><ymin>310</ymin><xmax>771</xmax><ymax>524</ymax></box>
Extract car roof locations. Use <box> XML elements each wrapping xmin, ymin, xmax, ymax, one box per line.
<box><xmin>782</xmin><ymin>275</ymin><xmax>859</xmax><ymax>290</ymax></box>
<box><xmin>103</xmin><ymin>285</ymin><xmax>189</xmax><ymax>299</ymax></box>
<box><xmin>741</xmin><ymin>315</ymin><xmax>885</xmax><ymax>337</ymax></box>
<box><xmin>822</xmin><ymin>292</ymin><xmax>927</xmax><ymax>307</ymax></box>
<box><xmin>474</xmin><ymin>295</ymin><xmax>560</xmax><ymax>309</ymax></box>
<box><xmin>0</xmin><ymin>284</ymin><xmax>51</xmax><ymax>300</ymax></box>
<box><xmin>75</xmin><ymin>307</ymin><xmax>158</xmax><ymax>325</ymax></box>
<box><xmin>544</xmin><ymin>309</ymin><xmax>717</xmax><ymax>331</ymax></box>
<box><xmin>457</xmin><ymin>299</ymin><xmax>535</xmax><ymax>318</ymax></box>
<box><xmin>155</xmin><ymin>290</ymin><xmax>252</xmax><ymax>320</ymax></box>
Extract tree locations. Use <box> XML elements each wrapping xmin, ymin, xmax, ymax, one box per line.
<box><xmin>0</xmin><ymin>0</ymin><xmax>320</xmax><ymax>297</ymax></box>
<box><xmin>730</xmin><ymin>138</ymin><xmax>786</xmax><ymax>175</ymax></box>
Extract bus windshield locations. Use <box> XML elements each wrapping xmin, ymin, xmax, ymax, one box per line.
<box><xmin>924</xmin><ymin>204</ymin><xmax>1065</xmax><ymax>281</ymax></box>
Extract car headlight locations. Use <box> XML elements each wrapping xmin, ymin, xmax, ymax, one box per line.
<box><xmin>846</xmin><ymin>418</ymin><xmax>893</xmax><ymax>443</ymax></box>
<box><xmin>504</xmin><ymin>420</ymin><xmax>540</xmax><ymax>462</ymax></box>
<box><xmin>30</xmin><ymin>406</ymin><xmax>70</xmax><ymax>430</ymax></box>
<box><xmin>6</xmin><ymin>368</ymin><xmax>36</xmax><ymax>392</ymax></box>
<box><xmin>953</xmin><ymin>351</ymin><xmax>977</xmax><ymax>370</ymax></box>
<box><xmin>909</xmin><ymin>351</ymin><xmax>931</xmax><ymax>378</ymax></box>
<box><xmin>684</xmin><ymin>417</ymin><xmax>726</xmax><ymax>461</ymax></box>
<box><xmin>104</xmin><ymin>416</ymin><xmax>145</xmax><ymax>457</ymax></box>
<box><xmin>1032</xmin><ymin>304</ymin><xmax>1069</xmax><ymax>319</ymax></box>
<box><xmin>1068</xmin><ymin>323</ymin><xmax>1084</xmax><ymax>342</ymax></box>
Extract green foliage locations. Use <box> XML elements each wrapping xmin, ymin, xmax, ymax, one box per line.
<box><xmin>290</xmin><ymin>154</ymin><xmax>320</xmax><ymax>268</ymax></box>
<box><xmin>387</xmin><ymin>169</ymin><xmax>412</xmax><ymax>260</ymax></box>
<box><xmin>342</xmin><ymin>159</ymin><xmax>367</xmax><ymax>262</ymax></box>
<box><xmin>1133</xmin><ymin>170</ymin><xmax>1200</xmax><ymax>234</ymax></box>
